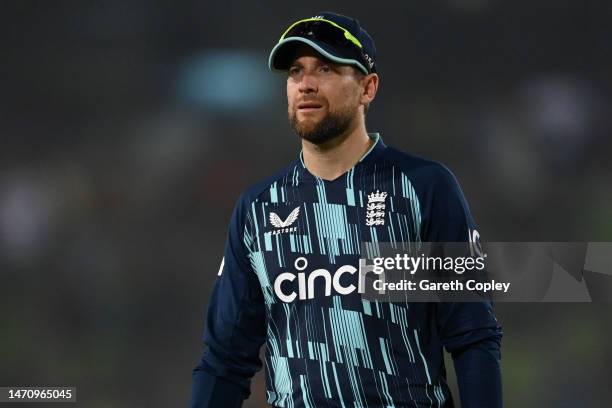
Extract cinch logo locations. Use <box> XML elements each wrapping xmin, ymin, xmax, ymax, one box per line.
<box><xmin>273</xmin><ymin>257</ymin><xmax>358</xmax><ymax>303</ymax></box>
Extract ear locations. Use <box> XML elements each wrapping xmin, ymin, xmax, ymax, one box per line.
<box><xmin>360</xmin><ymin>73</ymin><xmax>379</xmax><ymax>105</ymax></box>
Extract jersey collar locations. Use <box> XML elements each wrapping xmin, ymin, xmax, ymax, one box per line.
<box><xmin>297</xmin><ymin>132</ymin><xmax>387</xmax><ymax>182</ymax></box>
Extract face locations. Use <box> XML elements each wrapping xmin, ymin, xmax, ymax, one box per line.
<box><xmin>286</xmin><ymin>46</ymin><xmax>365</xmax><ymax>145</ymax></box>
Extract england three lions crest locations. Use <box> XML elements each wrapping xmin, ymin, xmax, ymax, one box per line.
<box><xmin>366</xmin><ymin>190</ymin><xmax>387</xmax><ymax>226</ymax></box>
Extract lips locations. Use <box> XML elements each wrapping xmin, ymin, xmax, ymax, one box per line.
<box><xmin>297</xmin><ymin>101</ymin><xmax>323</xmax><ymax>110</ymax></box>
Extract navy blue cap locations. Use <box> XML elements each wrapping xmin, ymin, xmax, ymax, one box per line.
<box><xmin>268</xmin><ymin>12</ymin><xmax>377</xmax><ymax>75</ymax></box>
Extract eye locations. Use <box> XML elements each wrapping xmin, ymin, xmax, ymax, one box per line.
<box><xmin>288</xmin><ymin>66</ymin><xmax>301</xmax><ymax>77</ymax></box>
<box><xmin>319</xmin><ymin>65</ymin><xmax>331</xmax><ymax>73</ymax></box>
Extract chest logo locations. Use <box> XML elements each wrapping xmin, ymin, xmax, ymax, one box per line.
<box><xmin>269</xmin><ymin>207</ymin><xmax>300</xmax><ymax>234</ymax></box>
<box><xmin>366</xmin><ymin>190</ymin><xmax>387</xmax><ymax>226</ymax></box>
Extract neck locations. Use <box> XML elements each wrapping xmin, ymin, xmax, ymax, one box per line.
<box><xmin>301</xmin><ymin>122</ymin><xmax>373</xmax><ymax>181</ymax></box>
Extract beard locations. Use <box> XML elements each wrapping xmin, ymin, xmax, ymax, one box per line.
<box><xmin>289</xmin><ymin>103</ymin><xmax>357</xmax><ymax>145</ymax></box>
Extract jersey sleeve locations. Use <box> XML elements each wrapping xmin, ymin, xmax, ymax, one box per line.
<box><xmin>421</xmin><ymin>163</ymin><xmax>475</xmax><ymax>243</ymax></box>
<box><xmin>420</xmin><ymin>164</ymin><xmax>501</xmax><ymax>346</ymax></box>
<box><xmin>190</xmin><ymin>193</ymin><xmax>267</xmax><ymax>408</ymax></box>
<box><xmin>421</xmin><ymin>164</ymin><xmax>503</xmax><ymax>407</ymax></box>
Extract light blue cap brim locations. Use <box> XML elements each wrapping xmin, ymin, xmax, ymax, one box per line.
<box><xmin>268</xmin><ymin>37</ymin><xmax>369</xmax><ymax>75</ymax></box>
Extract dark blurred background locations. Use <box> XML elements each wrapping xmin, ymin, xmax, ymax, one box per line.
<box><xmin>1</xmin><ymin>1</ymin><xmax>611</xmax><ymax>407</ymax></box>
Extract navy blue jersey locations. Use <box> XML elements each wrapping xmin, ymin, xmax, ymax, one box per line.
<box><xmin>192</xmin><ymin>133</ymin><xmax>502</xmax><ymax>407</ymax></box>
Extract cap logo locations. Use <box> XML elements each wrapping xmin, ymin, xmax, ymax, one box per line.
<box><xmin>364</xmin><ymin>53</ymin><xmax>374</xmax><ymax>69</ymax></box>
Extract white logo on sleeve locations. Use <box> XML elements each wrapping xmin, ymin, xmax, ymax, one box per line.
<box><xmin>469</xmin><ymin>229</ymin><xmax>485</xmax><ymax>258</ymax></box>
<box><xmin>217</xmin><ymin>257</ymin><xmax>225</xmax><ymax>276</ymax></box>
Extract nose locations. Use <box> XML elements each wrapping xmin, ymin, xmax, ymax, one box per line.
<box><xmin>298</xmin><ymin>71</ymin><xmax>318</xmax><ymax>94</ymax></box>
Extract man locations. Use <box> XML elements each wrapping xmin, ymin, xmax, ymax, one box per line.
<box><xmin>191</xmin><ymin>12</ymin><xmax>502</xmax><ymax>408</ymax></box>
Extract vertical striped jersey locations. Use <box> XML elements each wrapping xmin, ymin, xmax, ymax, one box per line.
<box><xmin>195</xmin><ymin>133</ymin><xmax>502</xmax><ymax>407</ymax></box>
